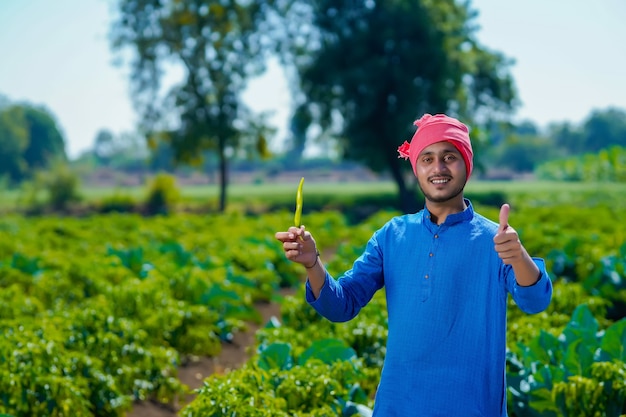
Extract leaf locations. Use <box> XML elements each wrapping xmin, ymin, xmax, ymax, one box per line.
<box><xmin>159</xmin><ymin>241</ymin><xmax>195</xmax><ymax>266</ymax></box>
<box><xmin>528</xmin><ymin>387</ymin><xmax>559</xmax><ymax>414</ymax></box>
<box><xmin>11</xmin><ymin>252</ymin><xmax>42</xmax><ymax>276</ymax></box>
<box><xmin>348</xmin><ymin>383</ymin><xmax>369</xmax><ymax>404</ymax></box>
<box><xmin>200</xmin><ymin>284</ymin><xmax>240</xmax><ymax>306</ymax></box>
<box><xmin>561</xmin><ymin>304</ymin><xmax>599</xmax><ymax>349</ymax></box>
<box><xmin>599</xmin><ymin>318</ymin><xmax>626</xmax><ymax>361</ymax></box>
<box><xmin>264</xmin><ymin>316</ymin><xmax>282</xmax><ymax>329</ymax></box>
<box><xmin>562</xmin><ymin>339</ymin><xmax>595</xmax><ymax>377</ymax></box>
<box><xmin>532</xmin><ymin>364</ymin><xmax>555</xmax><ymax>391</ymax></box>
<box><xmin>257</xmin><ymin>342</ymin><xmax>293</xmax><ymax>371</ymax></box>
<box><xmin>526</xmin><ymin>330</ymin><xmax>560</xmax><ymax>365</ymax></box>
<box><xmin>298</xmin><ymin>338</ymin><xmax>356</xmax><ymax>366</ymax></box>
<box><xmin>341</xmin><ymin>400</ymin><xmax>373</xmax><ymax>417</ymax></box>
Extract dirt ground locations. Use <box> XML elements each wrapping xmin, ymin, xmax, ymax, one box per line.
<box><xmin>126</xmin><ymin>290</ymin><xmax>293</xmax><ymax>417</ymax></box>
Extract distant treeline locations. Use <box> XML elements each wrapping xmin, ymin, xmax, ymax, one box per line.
<box><xmin>2</xmin><ymin>92</ymin><xmax>625</xmax><ymax>187</ymax></box>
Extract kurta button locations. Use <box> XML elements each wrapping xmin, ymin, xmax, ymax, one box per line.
<box><xmin>434</xmin><ymin>234</ymin><xmax>439</xmax><ymax>238</ymax></box>
<box><xmin>429</xmin><ymin>253</ymin><xmax>433</xmax><ymax>257</ymax></box>
<box><xmin>424</xmin><ymin>275</ymin><xmax>429</xmax><ymax>279</ymax></box>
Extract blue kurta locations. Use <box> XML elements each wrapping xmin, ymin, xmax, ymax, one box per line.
<box><xmin>306</xmin><ymin>200</ymin><xmax>552</xmax><ymax>416</ymax></box>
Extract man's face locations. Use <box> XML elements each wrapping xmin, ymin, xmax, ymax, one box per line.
<box><xmin>415</xmin><ymin>141</ymin><xmax>467</xmax><ymax>204</ymax></box>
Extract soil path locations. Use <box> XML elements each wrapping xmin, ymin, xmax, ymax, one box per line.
<box><xmin>127</xmin><ymin>287</ymin><xmax>296</xmax><ymax>417</ymax></box>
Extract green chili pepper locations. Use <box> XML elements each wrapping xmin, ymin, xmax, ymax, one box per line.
<box><xmin>294</xmin><ymin>177</ymin><xmax>304</xmax><ymax>227</ymax></box>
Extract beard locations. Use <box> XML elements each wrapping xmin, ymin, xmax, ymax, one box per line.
<box><xmin>417</xmin><ymin>178</ymin><xmax>466</xmax><ymax>204</ymax></box>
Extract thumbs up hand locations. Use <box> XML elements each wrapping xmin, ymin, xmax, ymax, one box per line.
<box><xmin>493</xmin><ymin>204</ymin><xmax>524</xmax><ymax>265</ymax></box>
<box><xmin>494</xmin><ymin>204</ymin><xmax>542</xmax><ymax>287</ymax></box>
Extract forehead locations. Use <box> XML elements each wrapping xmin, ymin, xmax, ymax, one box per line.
<box><xmin>419</xmin><ymin>141</ymin><xmax>460</xmax><ymax>155</ymax></box>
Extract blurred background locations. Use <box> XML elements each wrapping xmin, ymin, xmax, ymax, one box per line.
<box><xmin>0</xmin><ymin>0</ymin><xmax>625</xmax><ymax>215</ymax></box>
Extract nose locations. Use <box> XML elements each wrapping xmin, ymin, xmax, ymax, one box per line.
<box><xmin>434</xmin><ymin>157</ymin><xmax>449</xmax><ymax>173</ymax></box>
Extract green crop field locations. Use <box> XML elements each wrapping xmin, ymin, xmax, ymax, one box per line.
<box><xmin>1</xmin><ymin>179</ymin><xmax>625</xmax><ymax>416</ymax></box>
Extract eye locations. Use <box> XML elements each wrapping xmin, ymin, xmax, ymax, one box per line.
<box><xmin>421</xmin><ymin>156</ymin><xmax>433</xmax><ymax>163</ymax></box>
<box><xmin>444</xmin><ymin>154</ymin><xmax>457</xmax><ymax>162</ymax></box>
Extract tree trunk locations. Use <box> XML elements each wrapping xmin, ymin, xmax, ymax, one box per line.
<box><xmin>218</xmin><ymin>136</ymin><xmax>228</xmax><ymax>213</ymax></box>
<box><xmin>387</xmin><ymin>156</ymin><xmax>421</xmax><ymax>214</ymax></box>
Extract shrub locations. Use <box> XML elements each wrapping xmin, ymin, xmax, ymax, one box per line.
<box><xmin>143</xmin><ymin>173</ymin><xmax>180</xmax><ymax>215</ymax></box>
<box><xmin>97</xmin><ymin>192</ymin><xmax>136</xmax><ymax>213</ymax></box>
<box><xmin>41</xmin><ymin>163</ymin><xmax>81</xmax><ymax>211</ymax></box>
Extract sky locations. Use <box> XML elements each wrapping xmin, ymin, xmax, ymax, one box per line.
<box><xmin>1</xmin><ymin>0</ymin><xmax>625</xmax><ymax>159</ymax></box>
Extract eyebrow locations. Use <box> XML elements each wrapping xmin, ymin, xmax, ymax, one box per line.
<box><xmin>419</xmin><ymin>147</ymin><xmax>461</xmax><ymax>156</ymax></box>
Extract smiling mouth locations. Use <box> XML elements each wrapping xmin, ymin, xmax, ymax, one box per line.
<box><xmin>430</xmin><ymin>178</ymin><xmax>451</xmax><ymax>185</ymax></box>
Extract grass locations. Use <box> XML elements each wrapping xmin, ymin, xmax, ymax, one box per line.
<box><xmin>84</xmin><ymin>179</ymin><xmax>626</xmax><ymax>200</ymax></box>
<box><xmin>2</xmin><ymin>179</ymin><xmax>626</xmax><ymax>213</ymax></box>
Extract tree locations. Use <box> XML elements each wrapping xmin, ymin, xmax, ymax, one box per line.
<box><xmin>280</xmin><ymin>0</ymin><xmax>517</xmax><ymax>212</ymax></box>
<box><xmin>548</xmin><ymin>107</ymin><xmax>626</xmax><ymax>156</ymax></box>
<box><xmin>581</xmin><ymin>107</ymin><xmax>626</xmax><ymax>152</ymax></box>
<box><xmin>93</xmin><ymin>129</ymin><xmax>116</xmax><ymax>166</ymax></box>
<box><xmin>548</xmin><ymin>121</ymin><xmax>585</xmax><ymax>155</ymax></box>
<box><xmin>0</xmin><ymin>106</ymin><xmax>29</xmax><ymax>182</ymax></box>
<box><xmin>491</xmin><ymin>134</ymin><xmax>559</xmax><ymax>173</ymax></box>
<box><xmin>0</xmin><ymin>103</ymin><xmax>66</xmax><ymax>183</ymax></box>
<box><xmin>110</xmin><ymin>0</ymin><xmax>277</xmax><ymax>212</ymax></box>
<box><xmin>21</xmin><ymin>105</ymin><xmax>66</xmax><ymax>169</ymax></box>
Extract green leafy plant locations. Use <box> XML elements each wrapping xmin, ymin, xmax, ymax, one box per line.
<box><xmin>507</xmin><ymin>305</ymin><xmax>626</xmax><ymax>417</ymax></box>
<box><xmin>181</xmin><ymin>339</ymin><xmax>372</xmax><ymax>417</ymax></box>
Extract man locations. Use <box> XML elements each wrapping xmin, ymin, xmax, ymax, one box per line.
<box><xmin>275</xmin><ymin>113</ymin><xmax>553</xmax><ymax>416</ymax></box>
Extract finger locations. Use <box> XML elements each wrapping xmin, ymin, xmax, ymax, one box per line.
<box><xmin>496</xmin><ymin>249</ymin><xmax>521</xmax><ymax>264</ymax></box>
<box><xmin>295</xmin><ymin>225</ymin><xmax>316</xmax><ymax>243</ymax></box>
<box><xmin>283</xmin><ymin>240</ymin><xmax>300</xmax><ymax>250</ymax></box>
<box><xmin>275</xmin><ymin>231</ymin><xmax>296</xmax><ymax>242</ymax></box>
<box><xmin>288</xmin><ymin>242</ymin><xmax>309</xmax><ymax>254</ymax></box>
<box><xmin>493</xmin><ymin>232</ymin><xmax>512</xmax><ymax>245</ymax></box>
<box><xmin>285</xmin><ymin>248</ymin><xmax>302</xmax><ymax>260</ymax></box>
<box><xmin>299</xmin><ymin>225</ymin><xmax>312</xmax><ymax>240</ymax></box>
<box><xmin>494</xmin><ymin>240</ymin><xmax>513</xmax><ymax>253</ymax></box>
<box><xmin>498</xmin><ymin>203</ymin><xmax>510</xmax><ymax>233</ymax></box>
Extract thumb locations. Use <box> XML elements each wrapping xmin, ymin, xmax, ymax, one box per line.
<box><xmin>299</xmin><ymin>225</ymin><xmax>311</xmax><ymax>242</ymax></box>
<box><xmin>498</xmin><ymin>203</ymin><xmax>510</xmax><ymax>233</ymax></box>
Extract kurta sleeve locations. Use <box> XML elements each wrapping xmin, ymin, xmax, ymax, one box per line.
<box><xmin>305</xmin><ymin>232</ymin><xmax>385</xmax><ymax>322</ymax></box>
<box><xmin>506</xmin><ymin>257</ymin><xmax>553</xmax><ymax>314</ymax></box>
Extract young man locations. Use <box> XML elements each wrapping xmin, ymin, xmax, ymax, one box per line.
<box><xmin>275</xmin><ymin>113</ymin><xmax>553</xmax><ymax>416</ymax></box>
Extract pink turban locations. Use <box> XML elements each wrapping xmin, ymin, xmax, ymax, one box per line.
<box><xmin>397</xmin><ymin>113</ymin><xmax>473</xmax><ymax>179</ymax></box>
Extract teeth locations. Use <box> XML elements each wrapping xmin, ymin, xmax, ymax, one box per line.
<box><xmin>432</xmin><ymin>179</ymin><xmax>449</xmax><ymax>184</ymax></box>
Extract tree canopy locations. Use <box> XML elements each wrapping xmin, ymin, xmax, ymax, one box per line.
<box><xmin>280</xmin><ymin>0</ymin><xmax>517</xmax><ymax>212</ymax></box>
<box><xmin>0</xmin><ymin>102</ymin><xmax>66</xmax><ymax>183</ymax></box>
<box><xmin>110</xmin><ymin>0</ymin><xmax>279</xmax><ymax>211</ymax></box>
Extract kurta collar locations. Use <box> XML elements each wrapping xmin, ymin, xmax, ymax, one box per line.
<box><xmin>422</xmin><ymin>198</ymin><xmax>474</xmax><ymax>227</ymax></box>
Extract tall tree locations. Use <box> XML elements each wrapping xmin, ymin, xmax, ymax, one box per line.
<box><xmin>0</xmin><ymin>103</ymin><xmax>66</xmax><ymax>182</ymax></box>
<box><xmin>0</xmin><ymin>106</ymin><xmax>29</xmax><ymax>182</ymax></box>
<box><xmin>110</xmin><ymin>0</ymin><xmax>277</xmax><ymax>212</ymax></box>
<box><xmin>281</xmin><ymin>0</ymin><xmax>517</xmax><ymax>212</ymax></box>
<box><xmin>21</xmin><ymin>105</ymin><xmax>67</xmax><ymax>169</ymax></box>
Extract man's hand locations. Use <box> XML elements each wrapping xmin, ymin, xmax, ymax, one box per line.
<box><xmin>275</xmin><ymin>226</ymin><xmax>318</xmax><ymax>268</ymax></box>
<box><xmin>493</xmin><ymin>204</ymin><xmax>524</xmax><ymax>265</ymax></box>
<box><xmin>494</xmin><ymin>203</ymin><xmax>541</xmax><ymax>286</ymax></box>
